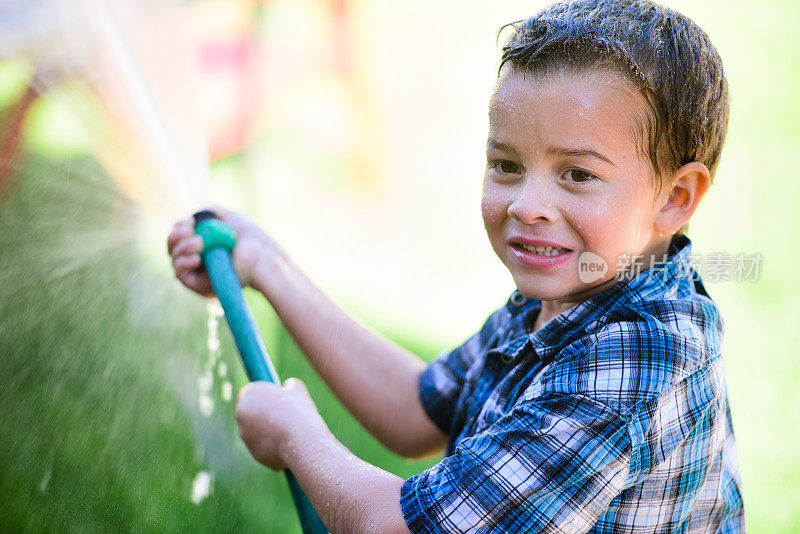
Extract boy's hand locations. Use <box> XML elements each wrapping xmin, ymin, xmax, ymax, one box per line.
<box><xmin>167</xmin><ymin>207</ymin><xmax>287</xmax><ymax>295</ymax></box>
<box><xmin>236</xmin><ymin>379</ymin><xmax>412</xmax><ymax>534</ymax></box>
<box><xmin>235</xmin><ymin>378</ymin><xmax>325</xmax><ymax>471</ymax></box>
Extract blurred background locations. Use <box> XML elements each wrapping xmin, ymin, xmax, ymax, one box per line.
<box><xmin>0</xmin><ymin>0</ymin><xmax>797</xmax><ymax>531</ymax></box>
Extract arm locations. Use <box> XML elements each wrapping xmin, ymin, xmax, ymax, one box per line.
<box><xmin>168</xmin><ymin>209</ymin><xmax>446</xmax><ymax>458</ymax></box>
<box><xmin>235</xmin><ymin>378</ymin><xmax>412</xmax><ymax>534</ymax></box>
<box><xmin>234</xmin><ymin>377</ymin><xmax>631</xmax><ymax>534</ymax></box>
<box><xmin>250</xmin><ymin>247</ymin><xmax>445</xmax><ymax>458</ymax></box>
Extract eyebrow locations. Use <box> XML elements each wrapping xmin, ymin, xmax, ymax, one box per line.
<box><xmin>486</xmin><ymin>139</ymin><xmax>520</xmax><ymax>156</ymax></box>
<box><xmin>486</xmin><ymin>139</ymin><xmax>617</xmax><ymax>167</ymax></box>
<box><xmin>545</xmin><ymin>146</ymin><xmax>617</xmax><ymax>167</ymax></box>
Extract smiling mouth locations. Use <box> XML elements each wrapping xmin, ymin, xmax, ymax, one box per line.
<box><xmin>513</xmin><ymin>243</ymin><xmax>571</xmax><ymax>256</ymax></box>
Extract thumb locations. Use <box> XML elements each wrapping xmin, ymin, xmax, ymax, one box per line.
<box><xmin>204</xmin><ymin>204</ymin><xmax>230</xmax><ymax>219</ymax></box>
<box><xmin>283</xmin><ymin>377</ymin><xmax>310</xmax><ymax>399</ymax></box>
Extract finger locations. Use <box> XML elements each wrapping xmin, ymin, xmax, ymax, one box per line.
<box><xmin>171</xmin><ymin>235</ymin><xmax>204</xmax><ymax>259</ymax></box>
<box><xmin>167</xmin><ymin>219</ymin><xmax>196</xmax><ymax>255</ymax></box>
<box><xmin>208</xmin><ymin>205</ymin><xmax>230</xmax><ymax>219</ymax></box>
<box><xmin>213</xmin><ymin>207</ymin><xmax>244</xmax><ymax>231</ymax></box>
<box><xmin>173</xmin><ymin>254</ymin><xmax>202</xmax><ymax>273</ymax></box>
<box><xmin>170</xmin><ymin>217</ymin><xmax>194</xmax><ymax>237</ymax></box>
<box><xmin>283</xmin><ymin>377</ymin><xmax>311</xmax><ymax>400</ymax></box>
<box><xmin>182</xmin><ymin>272</ymin><xmax>214</xmax><ymax>296</ymax></box>
<box><xmin>283</xmin><ymin>377</ymin><xmax>305</xmax><ymax>391</ymax></box>
<box><xmin>166</xmin><ymin>229</ymin><xmax>184</xmax><ymax>255</ymax></box>
<box><xmin>235</xmin><ymin>382</ymin><xmax>276</xmax><ymax>420</ymax></box>
<box><xmin>236</xmin><ymin>383</ymin><xmax>252</xmax><ymax>407</ymax></box>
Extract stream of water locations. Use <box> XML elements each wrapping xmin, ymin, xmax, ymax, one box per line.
<box><xmin>1</xmin><ymin>0</ymin><xmax>229</xmax><ymax>507</ymax></box>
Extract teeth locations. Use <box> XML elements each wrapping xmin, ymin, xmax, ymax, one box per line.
<box><xmin>519</xmin><ymin>244</ymin><xmax>568</xmax><ymax>256</ymax></box>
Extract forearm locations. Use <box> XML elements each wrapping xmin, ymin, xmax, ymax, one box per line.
<box><xmin>252</xmin><ymin>255</ymin><xmax>446</xmax><ymax>457</ymax></box>
<box><xmin>283</xmin><ymin>420</ymin><xmax>411</xmax><ymax>534</ymax></box>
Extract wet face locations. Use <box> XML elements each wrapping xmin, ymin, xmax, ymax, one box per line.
<box><xmin>482</xmin><ymin>68</ymin><xmax>668</xmax><ymax>302</ymax></box>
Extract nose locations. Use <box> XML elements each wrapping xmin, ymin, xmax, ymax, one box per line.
<box><xmin>507</xmin><ymin>175</ymin><xmax>559</xmax><ymax>225</ymax></box>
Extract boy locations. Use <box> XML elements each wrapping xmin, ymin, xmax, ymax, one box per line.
<box><xmin>168</xmin><ymin>0</ymin><xmax>744</xmax><ymax>531</ymax></box>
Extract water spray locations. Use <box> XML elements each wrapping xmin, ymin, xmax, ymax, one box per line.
<box><xmin>193</xmin><ymin>209</ymin><xmax>327</xmax><ymax>534</ymax></box>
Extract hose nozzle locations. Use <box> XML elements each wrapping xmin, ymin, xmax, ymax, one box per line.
<box><xmin>193</xmin><ymin>210</ymin><xmax>236</xmax><ymax>255</ymax></box>
<box><xmin>193</xmin><ymin>209</ymin><xmax>217</xmax><ymax>224</ymax></box>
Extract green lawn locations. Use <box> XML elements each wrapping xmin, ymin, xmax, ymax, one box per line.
<box><xmin>0</xmin><ymin>154</ymin><xmax>440</xmax><ymax>532</ymax></box>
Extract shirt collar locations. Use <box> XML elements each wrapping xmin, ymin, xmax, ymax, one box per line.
<box><xmin>498</xmin><ymin>235</ymin><xmax>696</xmax><ymax>363</ymax></box>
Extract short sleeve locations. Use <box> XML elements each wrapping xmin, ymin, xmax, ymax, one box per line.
<box><xmin>418</xmin><ymin>308</ymin><xmax>507</xmax><ymax>435</ymax></box>
<box><xmin>400</xmin><ymin>392</ymin><xmax>632</xmax><ymax>533</ymax></box>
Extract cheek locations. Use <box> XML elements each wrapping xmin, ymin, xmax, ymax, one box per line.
<box><xmin>566</xmin><ymin>192</ymin><xmax>640</xmax><ymax>253</ymax></box>
<box><xmin>480</xmin><ymin>182</ymin><xmax>510</xmax><ymax>229</ymax></box>
<box><xmin>565</xmin><ymin>196</ymin><xmax>614</xmax><ymax>241</ymax></box>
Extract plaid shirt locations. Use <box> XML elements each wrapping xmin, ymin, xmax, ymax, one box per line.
<box><xmin>400</xmin><ymin>235</ymin><xmax>744</xmax><ymax>533</ymax></box>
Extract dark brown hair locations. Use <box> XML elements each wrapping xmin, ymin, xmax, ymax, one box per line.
<box><xmin>500</xmin><ymin>0</ymin><xmax>730</xmax><ymax>183</ymax></box>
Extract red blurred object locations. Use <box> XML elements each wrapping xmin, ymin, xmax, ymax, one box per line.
<box><xmin>0</xmin><ymin>83</ymin><xmax>39</xmax><ymax>197</ymax></box>
<box><xmin>198</xmin><ymin>39</ymin><xmax>260</xmax><ymax>161</ymax></box>
<box><xmin>193</xmin><ymin>1</ymin><xmax>265</xmax><ymax>162</ymax></box>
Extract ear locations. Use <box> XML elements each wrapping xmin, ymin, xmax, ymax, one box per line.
<box><xmin>654</xmin><ymin>162</ymin><xmax>711</xmax><ymax>236</ymax></box>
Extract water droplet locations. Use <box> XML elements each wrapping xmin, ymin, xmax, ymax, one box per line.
<box><xmin>207</xmin><ymin>300</ymin><xmax>224</xmax><ymax>317</ymax></box>
<box><xmin>191</xmin><ymin>471</ymin><xmax>212</xmax><ymax>504</ymax></box>
<box><xmin>199</xmin><ymin>394</ymin><xmax>214</xmax><ymax>417</ymax></box>
<box><xmin>39</xmin><ymin>468</ymin><xmax>52</xmax><ymax>494</ymax></box>
<box><xmin>198</xmin><ymin>371</ymin><xmax>213</xmax><ymax>394</ymax></box>
<box><xmin>222</xmin><ymin>381</ymin><xmax>232</xmax><ymax>402</ymax></box>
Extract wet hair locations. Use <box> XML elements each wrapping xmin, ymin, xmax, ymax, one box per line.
<box><xmin>500</xmin><ymin>0</ymin><xmax>730</xmax><ymax>185</ymax></box>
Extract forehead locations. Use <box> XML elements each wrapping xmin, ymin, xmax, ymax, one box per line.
<box><xmin>489</xmin><ymin>69</ymin><xmax>648</xmax><ymax>161</ymax></box>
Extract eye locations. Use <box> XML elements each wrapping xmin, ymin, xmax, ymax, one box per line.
<box><xmin>489</xmin><ymin>159</ymin><xmax>522</xmax><ymax>175</ymax></box>
<box><xmin>564</xmin><ymin>169</ymin><xmax>597</xmax><ymax>184</ymax></box>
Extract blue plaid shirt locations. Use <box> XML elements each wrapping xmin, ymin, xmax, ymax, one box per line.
<box><xmin>400</xmin><ymin>235</ymin><xmax>744</xmax><ymax>533</ymax></box>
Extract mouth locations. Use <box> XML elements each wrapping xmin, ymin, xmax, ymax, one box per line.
<box><xmin>512</xmin><ymin>243</ymin><xmax>571</xmax><ymax>256</ymax></box>
<box><xmin>507</xmin><ymin>237</ymin><xmax>574</xmax><ymax>268</ymax></box>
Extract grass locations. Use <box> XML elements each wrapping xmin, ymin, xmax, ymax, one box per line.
<box><xmin>0</xmin><ymin>153</ymin><xmax>439</xmax><ymax>532</ymax></box>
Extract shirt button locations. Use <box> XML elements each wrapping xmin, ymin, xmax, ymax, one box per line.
<box><xmin>510</xmin><ymin>292</ymin><xmax>527</xmax><ymax>307</ymax></box>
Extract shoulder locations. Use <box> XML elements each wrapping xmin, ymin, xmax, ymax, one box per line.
<box><xmin>438</xmin><ymin>292</ymin><xmax>533</xmax><ymax>367</ymax></box>
<box><xmin>422</xmin><ymin>294</ymin><xmax>523</xmax><ymax>388</ymax></box>
<box><xmin>419</xmin><ymin>295</ymin><xmax>528</xmax><ymax>435</ymax></box>
<box><xmin>534</xmin><ymin>297</ymin><xmax>723</xmax><ymax>413</ymax></box>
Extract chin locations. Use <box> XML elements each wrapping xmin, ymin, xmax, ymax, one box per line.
<box><xmin>512</xmin><ymin>278</ymin><xmax>575</xmax><ymax>302</ymax></box>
